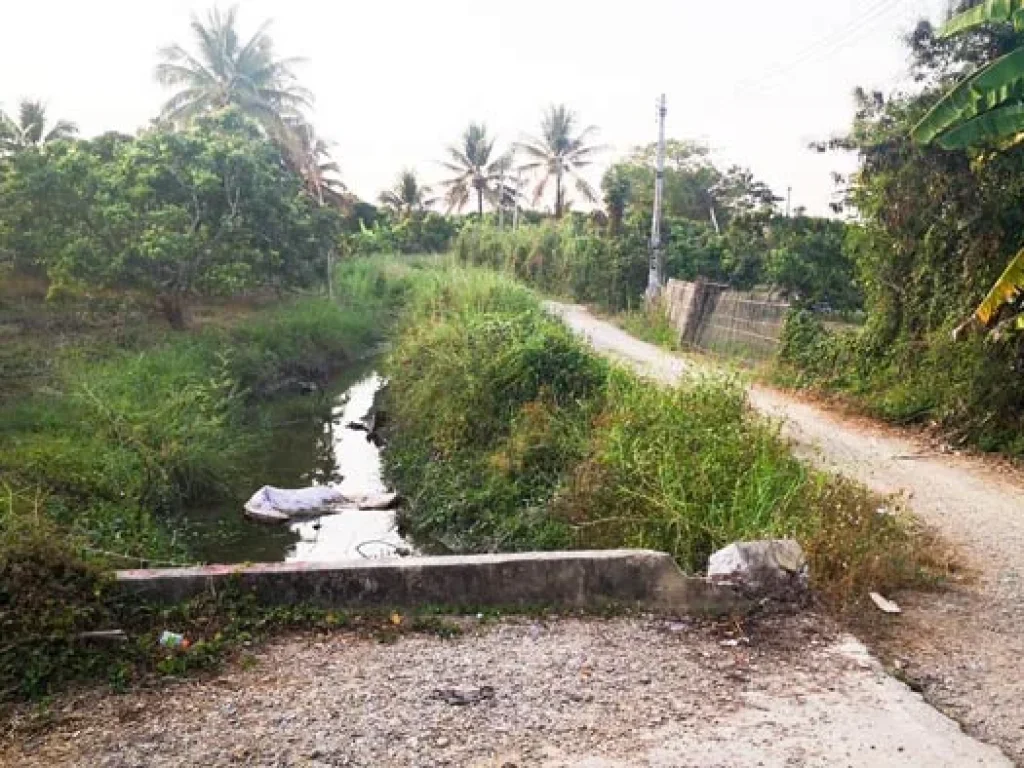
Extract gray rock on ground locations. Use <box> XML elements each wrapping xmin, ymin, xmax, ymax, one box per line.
<box><xmin>708</xmin><ymin>539</ymin><xmax>808</xmax><ymax>599</ymax></box>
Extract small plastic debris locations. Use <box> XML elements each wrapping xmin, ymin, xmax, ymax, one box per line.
<box><xmin>719</xmin><ymin>638</ymin><xmax>750</xmax><ymax>647</ymax></box>
<box><xmin>869</xmin><ymin>592</ymin><xmax>902</xmax><ymax>614</ymax></box>
<box><xmin>159</xmin><ymin>630</ymin><xmax>187</xmax><ymax>648</ymax></box>
<box><xmin>78</xmin><ymin>629</ymin><xmax>128</xmax><ymax>643</ymax></box>
<box><xmin>430</xmin><ymin>686</ymin><xmax>495</xmax><ymax>706</ymax></box>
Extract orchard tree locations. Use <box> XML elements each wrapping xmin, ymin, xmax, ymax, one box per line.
<box><xmin>600</xmin><ymin>140</ymin><xmax>777</xmax><ymax>231</ymax></box>
<box><xmin>37</xmin><ymin>111</ymin><xmax>338</xmax><ymax>327</ymax></box>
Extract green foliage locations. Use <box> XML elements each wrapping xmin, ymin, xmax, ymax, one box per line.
<box><xmin>940</xmin><ymin>0</ymin><xmax>1024</xmax><ymax>37</ymax></box>
<box><xmin>600</xmin><ymin>139</ymin><xmax>779</xmax><ymax>231</ymax></box>
<box><xmin>778</xmin><ymin>311</ymin><xmax>1024</xmax><ymax>451</ymax></box>
<box><xmin>376</xmin><ymin>261</ymin><xmax>938</xmax><ymax>602</ymax></box>
<box><xmin>0</xmin><ymin>298</ymin><xmax>381</xmax><ymax>560</ymax></box>
<box><xmin>343</xmin><ymin>212</ymin><xmax>460</xmax><ymax>256</ymax></box>
<box><xmin>0</xmin><ymin>111</ymin><xmax>338</xmax><ymax>326</ymax></box>
<box><xmin>453</xmin><ymin>213</ymin><xmax>861</xmax><ymax>313</ymax></box>
<box><xmin>780</xmin><ymin>24</ymin><xmax>1024</xmax><ymax>454</ymax></box>
<box><xmin>976</xmin><ymin>245</ymin><xmax>1024</xmax><ymax>324</ymax></box>
<box><xmin>910</xmin><ymin>3</ymin><xmax>1024</xmax><ymax>329</ymax></box>
<box><xmin>0</xmin><ymin>489</ymin><xmax>116</xmax><ymax>698</ymax></box>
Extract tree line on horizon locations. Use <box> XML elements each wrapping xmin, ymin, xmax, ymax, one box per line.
<box><xmin>0</xmin><ymin>4</ymin><xmax>786</xmax><ymax>225</ymax></box>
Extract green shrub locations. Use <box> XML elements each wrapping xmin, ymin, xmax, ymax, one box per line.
<box><xmin>383</xmin><ymin>265</ymin><xmax>606</xmax><ymax>551</ymax></box>
<box><xmin>453</xmin><ymin>220</ymin><xmax>646</xmax><ymax>311</ymax></box>
<box><xmin>0</xmin><ymin>487</ymin><xmax>116</xmax><ymax>698</ymax></box>
<box><xmin>557</xmin><ymin>371</ymin><xmax>808</xmax><ymax>571</ymax></box>
<box><xmin>0</xmin><ymin>297</ymin><xmax>384</xmax><ymax>563</ymax></box>
<box><xmin>378</xmin><ymin>262</ymin><xmax>943</xmax><ymax>606</ymax></box>
<box><xmin>777</xmin><ymin>310</ymin><xmax>1024</xmax><ymax>453</ymax></box>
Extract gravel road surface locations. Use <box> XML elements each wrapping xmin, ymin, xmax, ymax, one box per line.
<box><xmin>3</xmin><ymin>617</ymin><xmax>1009</xmax><ymax>767</ymax></box>
<box><xmin>549</xmin><ymin>301</ymin><xmax>1024</xmax><ymax>764</ymax></box>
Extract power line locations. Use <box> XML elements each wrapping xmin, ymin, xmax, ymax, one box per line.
<box><xmin>738</xmin><ymin>0</ymin><xmax>911</xmax><ymax>93</ymax></box>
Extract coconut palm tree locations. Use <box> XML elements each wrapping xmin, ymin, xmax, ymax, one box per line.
<box><xmin>154</xmin><ymin>6</ymin><xmax>311</xmax><ymax>137</ymax></box>
<box><xmin>283</xmin><ymin>119</ymin><xmax>346</xmax><ymax>206</ymax></box>
<box><xmin>0</xmin><ymin>100</ymin><xmax>77</xmax><ymax>153</ymax></box>
<box><xmin>379</xmin><ymin>170</ymin><xmax>435</xmax><ymax>216</ymax></box>
<box><xmin>516</xmin><ymin>105</ymin><xmax>603</xmax><ymax>218</ymax></box>
<box><xmin>440</xmin><ymin>123</ymin><xmax>508</xmax><ymax>216</ymax></box>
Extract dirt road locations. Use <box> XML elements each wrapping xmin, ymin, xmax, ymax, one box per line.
<box><xmin>550</xmin><ymin>301</ymin><xmax>1024</xmax><ymax>764</ymax></box>
<box><xmin>3</xmin><ymin>617</ymin><xmax>1010</xmax><ymax>767</ymax></box>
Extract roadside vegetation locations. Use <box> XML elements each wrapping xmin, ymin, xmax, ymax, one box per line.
<box><xmin>771</xmin><ymin>7</ymin><xmax>1024</xmax><ymax>455</ymax></box>
<box><xmin>2</xmin><ymin>0</ymin><xmax>1016</xmax><ymax>708</ymax></box>
<box><xmin>374</xmin><ymin>259</ymin><xmax>945</xmax><ymax>609</ymax></box>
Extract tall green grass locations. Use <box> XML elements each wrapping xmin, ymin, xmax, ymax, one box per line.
<box><xmin>453</xmin><ymin>220</ymin><xmax>647</xmax><ymax>311</ymax></box>
<box><xmin>376</xmin><ymin>260</ymin><xmax>945</xmax><ymax>605</ymax></box>
<box><xmin>0</xmin><ymin>288</ymin><xmax>395</xmax><ymax>698</ymax></box>
<box><xmin>0</xmin><ymin>296</ymin><xmax>384</xmax><ymax>561</ymax></box>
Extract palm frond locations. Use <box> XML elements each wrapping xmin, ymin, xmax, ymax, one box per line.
<box><xmin>444</xmin><ymin>183</ymin><xmax>470</xmax><ymax>213</ymax></box>
<box><xmin>439</xmin><ymin>161</ymin><xmax>472</xmax><ymax>176</ymax></box>
<box><xmin>570</xmin><ymin>172</ymin><xmax>599</xmax><ymax>204</ymax></box>
<box><xmin>531</xmin><ymin>175</ymin><xmax>550</xmax><ymax>205</ymax></box>
<box><xmin>156</xmin><ymin>6</ymin><xmax>311</xmax><ymax>133</ymax></box>
<box><xmin>44</xmin><ymin>120</ymin><xmax>78</xmax><ymax>142</ymax></box>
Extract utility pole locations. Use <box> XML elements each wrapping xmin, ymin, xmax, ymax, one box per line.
<box><xmin>513</xmin><ymin>166</ymin><xmax>522</xmax><ymax>230</ymax></box>
<box><xmin>498</xmin><ymin>166</ymin><xmax>505</xmax><ymax>229</ymax></box>
<box><xmin>646</xmin><ymin>94</ymin><xmax>668</xmax><ymax>302</ymax></box>
<box><xmin>316</xmin><ymin>180</ymin><xmax>334</xmax><ymax>301</ymax></box>
<box><xmin>786</xmin><ymin>186</ymin><xmax>792</xmax><ymax>217</ymax></box>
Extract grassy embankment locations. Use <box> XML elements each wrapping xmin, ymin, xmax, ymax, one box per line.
<box><xmin>371</xmin><ymin>258</ymin><xmax>947</xmax><ymax>609</ymax></box>
<box><xmin>452</xmin><ymin>220</ymin><xmax>1023</xmax><ymax>455</ymax></box>
<box><xmin>0</xmin><ymin>256</ymin><xmax>948</xmax><ymax>702</ymax></box>
<box><xmin>0</xmin><ymin>270</ymin><xmax>394</xmax><ymax>699</ymax></box>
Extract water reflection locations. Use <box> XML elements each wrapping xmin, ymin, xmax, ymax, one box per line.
<box><xmin>287</xmin><ymin>372</ymin><xmax>407</xmax><ymax>562</ymax></box>
<box><xmin>180</xmin><ymin>363</ymin><xmax>408</xmax><ymax>563</ymax></box>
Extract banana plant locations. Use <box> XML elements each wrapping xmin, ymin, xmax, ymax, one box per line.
<box><xmin>976</xmin><ymin>247</ymin><xmax>1024</xmax><ymax>326</ymax></box>
<box><xmin>912</xmin><ymin>1</ymin><xmax>1024</xmax><ymax>328</ymax></box>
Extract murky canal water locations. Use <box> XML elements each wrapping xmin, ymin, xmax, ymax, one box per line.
<box><xmin>180</xmin><ymin>363</ymin><xmax>409</xmax><ymax>564</ymax></box>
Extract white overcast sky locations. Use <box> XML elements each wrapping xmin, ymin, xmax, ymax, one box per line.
<box><xmin>2</xmin><ymin>0</ymin><xmax>950</xmax><ymax>215</ymax></box>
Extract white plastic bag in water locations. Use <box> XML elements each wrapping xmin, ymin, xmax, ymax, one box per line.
<box><xmin>243</xmin><ymin>485</ymin><xmax>348</xmax><ymax>523</ymax></box>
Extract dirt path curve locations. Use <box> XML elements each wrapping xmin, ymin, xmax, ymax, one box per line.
<box><xmin>549</xmin><ymin>301</ymin><xmax>1024</xmax><ymax>764</ymax></box>
<box><xmin>2</xmin><ymin>617</ymin><xmax>1011</xmax><ymax>767</ymax></box>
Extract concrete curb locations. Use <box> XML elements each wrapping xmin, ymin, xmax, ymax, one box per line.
<box><xmin>116</xmin><ymin>550</ymin><xmax>748</xmax><ymax>617</ymax></box>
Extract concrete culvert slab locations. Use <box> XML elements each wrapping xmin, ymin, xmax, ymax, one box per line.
<box><xmin>116</xmin><ymin>550</ymin><xmax>750</xmax><ymax>617</ymax></box>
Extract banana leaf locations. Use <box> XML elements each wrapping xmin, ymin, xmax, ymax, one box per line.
<box><xmin>936</xmin><ymin>102</ymin><xmax>1024</xmax><ymax>148</ymax></box>
<box><xmin>976</xmin><ymin>246</ymin><xmax>1024</xmax><ymax>325</ymax></box>
<box><xmin>911</xmin><ymin>48</ymin><xmax>1024</xmax><ymax>145</ymax></box>
<box><xmin>941</xmin><ymin>0</ymin><xmax>1024</xmax><ymax>37</ymax></box>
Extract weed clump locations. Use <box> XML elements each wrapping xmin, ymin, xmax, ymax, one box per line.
<box><xmin>380</xmin><ymin>262</ymin><xmax>945</xmax><ymax>610</ymax></box>
<box><xmin>776</xmin><ymin>310</ymin><xmax>1024</xmax><ymax>455</ymax></box>
<box><xmin>0</xmin><ymin>296</ymin><xmax>385</xmax><ymax>563</ymax></box>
